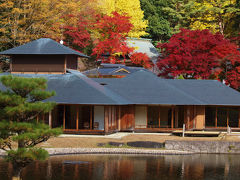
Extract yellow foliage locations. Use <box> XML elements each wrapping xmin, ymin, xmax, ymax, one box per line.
<box><xmin>0</xmin><ymin>0</ymin><xmax>82</xmax><ymax>47</ymax></box>
<box><xmin>97</xmin><ymin>0</ymin><xmax>148</xmax><ymax>38</ymax></box>
<box><xmin>189</xmin><ymin>0</ymin><xmax>237</xmax><ymax>35</ymax></box>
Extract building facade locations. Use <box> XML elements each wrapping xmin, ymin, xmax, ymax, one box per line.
<box><xmin>1</xmin><ymin>38</ymin><xmax>240</xmax><ymax>134</ymax></box>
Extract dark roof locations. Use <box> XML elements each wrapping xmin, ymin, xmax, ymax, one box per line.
<box><xmin>83</xmin><ymin>63</ymin><xmax>149</xmax><ymax>76</ymax></box>
<box><xmin>1</xmin><ymin>70</ymin><xmax>240</xmax><ymax>106</ymax></box>
<box><xmin>93</xmin><ymin>70</ymin><xmax>240</xmax><ymax>106</ymax></box>
<box><xmin>0</xmin><ymin>70</ymin><xmax>129</xmax><ymax>105</ymax></box>
<box><xmin>0</xmin><ymin>38</ymin><xmax>89</xmax><ymax>58</ymax></box>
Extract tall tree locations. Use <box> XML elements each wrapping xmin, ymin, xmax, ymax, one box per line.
<box><xmin>0</xmin><ymin>0</ymin><xmax>82</xmax><ymax>51</ymax></box>
<box><xmin>97</xmin><ymin>0</ymin><xmax>148</xmax><ymax>38</ymax></box>
<box><xmin>184</xmin><ymin>0</ymin><xmax>240</xmax><ymax>37</ymax></box>
<box><xmin>140</xmin><ymin>0</ymin><xmax>186</xmax><ymax>42</ymax></box>
<box><xmin>157</xmin><ymin>29</ymin><xmax>240</xmax><ymax>89</ymax></box>
<box><xmin>91</xmin><ymin>12</ymin><xmax>151</xmax><ymax>68</ymax></box>
<box><xmin>0</xmin><ymin>75</ymin><xmax>62</xmax><ymax>179</ymax></box>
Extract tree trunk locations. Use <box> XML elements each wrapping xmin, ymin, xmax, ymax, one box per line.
<box><xmin>12</xmin><ymin>165</ymin><xmax>23</xmax><ymax>180</ymax></box>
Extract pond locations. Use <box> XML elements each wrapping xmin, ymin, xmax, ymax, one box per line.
<box><xmin>1</xmin><ymin>154</ymin><xmax>240</xmax><ymax>180</ymax></box>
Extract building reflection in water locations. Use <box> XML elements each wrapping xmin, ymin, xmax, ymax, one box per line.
<box><xmin>1</xmin><ymin>154</ymin><xmax>240</xmax><ymax>180</ymax></box>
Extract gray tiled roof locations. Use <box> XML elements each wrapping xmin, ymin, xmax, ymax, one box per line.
<box><xmin>1</xmin><ymin>70</ymin><xmax>240</xmax><ymax>106</ymax></box>
<box><xmin>0</xmin><ymin>70</ymin><xmax>130</xmax><ymax>105</ymax></box>
<box><xmin>93</xmin><ymin>70</ymin><xmax>240</xmax><ymax>106</ymax></box>
<box><xmin>83</xmin><ymin>63</ymin><xmax>149</xmax><ymax>76</ymax></box>
<box><xmin>126</xmin><ymin>38</ymin><xmax>159</xmax><ymax>60</ymax></box>
<box><xmin>0</xmin><ymin>38</ymin><xmax>89</xmax><ymax>58</ymax></box>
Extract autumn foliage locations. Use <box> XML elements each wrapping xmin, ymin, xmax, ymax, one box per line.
<box><xmin>91</xmin><ymin>12</ymin><xmax>151</xmax><ymax>68</ymax></box>
<box><xmin>62</xmin><ymin>14</ymin><xmax>91</xmax><ymax>50</ymax></box>
<box><xmin>157</xmin><ymin>29</ymin><xmax>240</xmax><ymax>89</ymax></box>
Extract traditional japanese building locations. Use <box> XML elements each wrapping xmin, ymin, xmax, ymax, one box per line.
<box><xmin>1</xmin><ymin>38</ymin><xmax>240</xmax><ymax>134</ymax></box>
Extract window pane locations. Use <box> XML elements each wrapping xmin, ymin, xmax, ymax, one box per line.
<box><xmin>79</xmin><ymin>106</ymin><xmax>92</xmax><ymax>129</ymax></box>
<box><xmin>65</xmin><ymin>105</ymin><xmax>77</xmax><ymax>129</ymax></box>
<box><xmin>205</xmin><ymin>107</ymin><xmax>216</xmax><ymax>127</ymax></box>
<box><xmin>217</xmin><ymin>107</ymin><xmax>227</xmax><ymax>127</ymax></box>
<box><xmin>160</xmin><ymin>107</ymin><xmax>172</xmax><ymax>128</ymax></box>
<box><xmin>229</xmin><ymin>107</ymin><xmax>239</xmax><ymax>127</ymax></box>
<box><xmin>177</xmin><ymin>106</ymin><xmax>184</xmax><ymax>128</ymax></box>
<box><xmin>147</xmin><ymin>106</ymin><xmax>159</xmax><ymax>128</ymax></box>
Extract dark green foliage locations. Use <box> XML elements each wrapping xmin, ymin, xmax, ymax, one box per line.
<box><xmin>0</xmin><ymin>120</ymin><xmax>62</xmax><ymax>150</ymax></box>
<box><xmin>0</xmin><ymin>75</ymin><xmax>62</xmax><ymax>173</ymax></box>
<box><xmin>140</xmin><ymin>0</ymin><xmax>186</xmax><ymax>42</ymax></box>
<box><xmin>0</xmin><ymin>75</ymin><xmax>56</xmax><ymax>121</ymax></box>
<box><xmin>6</xmin><ymin>148</ymin><xmax>49</xmax><ymax>168</ymax></box>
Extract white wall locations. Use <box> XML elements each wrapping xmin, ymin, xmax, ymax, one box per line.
<box><xmin>135</xmin><ymin>106</ymin><xmax>147</xmax><ymax>128</ymax></box>
<box><xmin>94</xmin><ymin>106</ymin><xmax>104</xmax><ymax>130</ymax></box>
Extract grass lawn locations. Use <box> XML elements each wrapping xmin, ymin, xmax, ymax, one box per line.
<box><xmin>38</xmin><ymin>133</ymin><xmax>240</xmax><ymax>148</ymax></box>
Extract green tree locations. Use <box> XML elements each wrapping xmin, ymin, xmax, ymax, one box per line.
<box><xmin>140</xmin><ymin>0</ymin><xmax>187</xmax><ymax>42</ymax></box>
<box><xmin>0</xmin><ymin>75</ymin><xmax>62</xmax><ymax>179</ymax></box>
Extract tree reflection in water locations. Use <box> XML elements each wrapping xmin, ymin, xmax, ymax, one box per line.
<box><xmin>1</xmin><ymin>154</ymin><xmax>240</xmax><ymax>180</ymax></box>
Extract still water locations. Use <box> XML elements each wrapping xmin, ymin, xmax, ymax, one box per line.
<box><xmin>0</xmin><ymin>154</ymin><xmax>240</xmax><ymax>180</ymax></box>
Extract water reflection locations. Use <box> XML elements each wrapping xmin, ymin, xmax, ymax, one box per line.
<box><xmin>1</xmin><ymin>154</ymin><xmax>240</xmax><ymax>180</ymax></box>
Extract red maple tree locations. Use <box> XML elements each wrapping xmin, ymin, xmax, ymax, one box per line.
<box><xmin>157</xmin><ymin>29</ymin><xmax>240</xmax><ymax>89</ymax></box>
<box><xmin>91</xmin><ymin>12</ymin><xmax>151</xmax><ymax>68</ymax></box>
<box><xmin>62</xmin><ymin>14</ymin><xmax>92</xmax><ymax>51</ymax></box>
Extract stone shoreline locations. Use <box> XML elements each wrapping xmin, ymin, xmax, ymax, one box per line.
<box><xmin>46</xmin><ymin>148</ymin><xmax>193</xmax><ymax>156</ymax></box>
<box><xmin>0</xmin><ymin>148</ymin><xmax>193</xmax><ymax>156</ymax></box>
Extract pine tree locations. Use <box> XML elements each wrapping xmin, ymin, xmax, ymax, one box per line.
<box><xmin>0</xmin><ymin>75</ymin><xmax>62</xmax><ymax>178</ymax></box>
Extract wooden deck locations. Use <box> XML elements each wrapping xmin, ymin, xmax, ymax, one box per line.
<box><xmin>172</xmin><ymin>130</ymin><xmax>221</xmax><ymax>137</ymax></box>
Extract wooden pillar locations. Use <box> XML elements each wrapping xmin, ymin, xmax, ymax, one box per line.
<box><xmin>175</xmin><ymin>107</ymin><xmax>178</xmax><ymax>128</ymax></box>
<box><xmin>238</xmin><ymin>108</ymin><xmax>240</xmax><ymax>128</ymax></box>
<box><xmin>49</xmin><ymin>111</ymin><xmax>52</xmax><ymax>128</ymax></box>
<box><xmin>76</xmin><ymin>105</ymin><xmax>79</xmax><ymax>130</ymax></box>
<box><xmin>10</xmin><ymin>59</ymin><xmax>12</xmax><ymax>72</ymax></box>
<box><xmin>187</xmin><ymin>106</ymin><xmax>190</xmax><ymax>129</ymax></box>
<box><xmin>193</xmin><ymin>106</ymin><xmax>196</xmax><ymax>128</ymax></box>
<box><xmin>36</xmin><ymin>115</ymin><xmax>39</xmax><ymax>123</ymax></box>
<box><xmin>132</xmin><ymin>105</ymin><xmax>135</xmax><ymax>130</ymax></box>
<box><xmin>118</xmin><ymin>106</ymin><xmax>121</xmax><ymax>131</ymax></box>
<box><xmin>158</xmin><ymin>106</ymin><xmax>161</xmax><ymax>128</ymax></box>
<box><xmin>63</xmin><ymin>105</ymin><xmax>66</xmax><ymax>130</ymax></box>
<box><xmin>104</xmin><ymin>106</ymin><xmax>109</xmax><ymax>133</ymax></box>
<box><xmin>90</xmin><ymin>106</ymin><xmax>93</xmax><ymax>130</ymax></box>
<box><xmin>227</xmin><ymin>108</ymin><xmax>229</xmax><ymax>127</ymax></box>
<box><xmin>171</xmin><ymin>106</ymin><xmax>174</xmax><ymax>128</ymax></box>
<box><xmin>215</xmin><ymin>107</ymin><xmax>218</xmax><ymax>128</ymax></box>
<box><xmin>64</xmin><ymin>55</ymin><xmax>67</xmax><ymax>74</ymax></box>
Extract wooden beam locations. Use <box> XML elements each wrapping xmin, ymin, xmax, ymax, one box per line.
<box><xmin>11</xmin><ymin>72</ymin><xmax>65</xmax><ymax>74</ymax></box>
